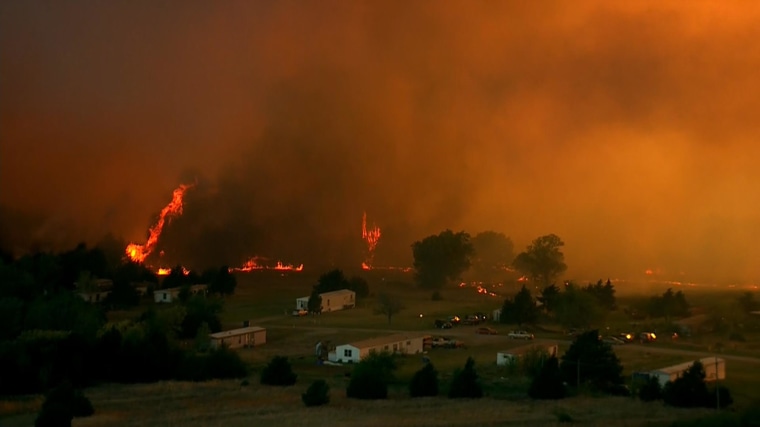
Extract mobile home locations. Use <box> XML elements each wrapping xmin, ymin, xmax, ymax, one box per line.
<box><xmin>329</xmin><ymin>334</ymin><xmax>425</xmax><ymax>363</ymax></box>
<box><xmin>209</xmin><ymin>326</ymin><xmax>266</xmax><ymax>349</ymax></box>
<box><xmin>295</xmin><ymin>289</ymin><xmax>356</xmax><ymax>313</ymax></box>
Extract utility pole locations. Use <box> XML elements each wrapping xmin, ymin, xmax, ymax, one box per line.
<box><xmin>715</xmin><ymin>355</ymin><xmax>720</xmax><ymax>411</ymax></box>
<box><xmin>577</xmin><ymin>358</ymin><xmax>581</xmax><ymax>387</ymax></box>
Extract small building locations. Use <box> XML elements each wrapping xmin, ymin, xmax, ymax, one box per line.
<box><xmin>492</xmin><ymin>308</ymin><xmax>502</xmax><ymax>322</ymax></box>
<box><xmin>329</xmin><ymin>334</ymin><xmax>425</xmax><ymax>364</ymax></box>
<box><xmin>77</xmin><ymin>278</ymin><xmax>113</xmax><ymax>303</ymax></box>
<box><xmin>296</xmin><ymin>289</ymin><xmax>356</xmax><ymax>313</ymax></box>
<box><xmin>209</xmin><ymin>326</ymin><xmax>266</xmax><ymax>349</ymax></box>
<box><xmin>497</xmin><ymin>342</ymin><xmax>559</xmax><ymax>366</ymax></box>
<box><xmin>78</xmin><ymin>290</ymin><xmax>111</xmax><ymax>303</ymax></box>
<box><xmin>154</xmin><ymin>284</ymin><xmax>208</xmax><ymax>303</ymax></box>
<box><xmin>648</xmin><ymin>357</ymin><xmax>726</xmax><ymax>388</ymax></box>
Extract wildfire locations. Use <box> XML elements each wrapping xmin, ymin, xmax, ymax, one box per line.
<box><xmin>361</xmin><ymin>212</ymin><xmax>381</xmax><ymax>269</ymax></box>
<box><xmin>156</xmin><ymin>266</ymin><xmax>190</xmax><ymax>276</ymax></box>
<box><xmin>229</xmin><ymin>256</ymin><xmax>304</xmax><ymax>273</ymax></box>
<box><xmin>125</xmin><ymin>183</ymin><xmax>195</xmax><ymax>264</ymax></box>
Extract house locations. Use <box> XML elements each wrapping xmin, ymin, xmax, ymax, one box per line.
<box><xmin>647</xmin><ymin>357</ymin><xmax>725</xmax><ymax>388</ymax></box>
<box><xmin>328</xmin><ymin>334</ymin><xmax>426</xmax><ymax>364</ymax></box>
<box><xmin>296</xmin><ymin>289</ymin><xmax>356</xmax><ymax>313</ymax></box>
<box><xmin>497</xmin><ymin>342</ymin><xmax>559</xmax><ymax>366</ymax></box>
<box><xmin>153</xmin><ymin>284</ymin><xmax>208</xmax><ymax>303</ymax></box>
<box><xmin>209</xmin><ymin>326</ymin><xmax>266</xmax><ymax>349</ymax></box>
<box><xmin>77</xmin><ymin>279</ymin><xmax>113</xmax><ymax>303</ymax></box>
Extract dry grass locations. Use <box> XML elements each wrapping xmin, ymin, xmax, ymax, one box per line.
<box><xmin>0</xmin><ymin>379</ymin><xmax>717</xmax><ymax>427</ymax></box>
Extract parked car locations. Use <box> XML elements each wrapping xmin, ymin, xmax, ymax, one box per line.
<box><xmin>508</xmin><ymin>330</ymin><xmax>534</xmax><ymax>340</ymax></box>
<box><xmin>639</xmin><ymin>332</ymin><xmax>657</xmax><ymax>343</ymax></box>
<box><xmin>292</xmin><ymin>309</ymin><xmax>308</xmax><ymax>316</ymax></box>
<box><xmin>618</xmin><ymin>333</ymin><xmax>634</xmax><ymax>343</ymax></box>
<box><xmin>476</xmin><ymin>327</ymin><xmax>498</xmax><ymax>335</ymax></box>
<box><xmin>434</xmin><ymin>319</ymin><xmax>453</xmax><ymax>329</ymax></box>
<box><xmin>462</xmin><ymin>315</ymin><xmax>481</xmax><ymax>325</ymax></box>
<box><xmin>448</xmin><ymin>315</ymin><xmax>461</xmax><ymax>325</ymax></box>
<box><xmin>602</xmin><ymin>336</ymin><xmax>625</xmax><ymax>345</ymax></box>
<box><xmin>474</xmin><ymin>312</ymin><xmax>488</xmax><ymax>322</ymax></box>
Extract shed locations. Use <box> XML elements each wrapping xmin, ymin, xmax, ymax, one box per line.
<box><xmin>154</xmin><ymin>284</ymin><xmax>207</xmax><ymax>303</ymax></box>
<box><xmin>209</xmin><ymin>326</ymin><xmax>266</xmax><ymax>349</ymax></box>
<box><xmin>296</xmin><ymin>289</ymin><xmax>356</xmax><ymax>313</ymax></box>
<box><xmin>648</xmin><ymin>357</ymin><xmax>725</xmax><ymax>388</ymax></box>
<box><xmin>329</xmin><ymin>334</ymin><xmax>425</xmax><ymax>363</ymax></box>
<box><xmin>497</xmin><ymin>342</ymin><xmax>559</xmax><ymax>366</ymax></box>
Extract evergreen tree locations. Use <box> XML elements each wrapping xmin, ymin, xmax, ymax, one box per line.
<box><xmin>448</xmin><ymin>357</ymin><xmax>483</xmax><ymax>398</ymax></box>
<box><xmin>528</xmin><ymin>356</ymin><xmax>565</xmax><ymax>400</ymax></box>
<box><xmin>409</xmin><ymin>362</ymin><xmax>439</xmax><ymax>397</ymax></box>
<box><xmin>260</xmin><ymin>356</ymin><xmax>297</xmax><ymax>386</ymax></box>
<box><xmin>559</xmin><ymin>330</ymin><xmax>623</xmax><ymax>391</ymax></box>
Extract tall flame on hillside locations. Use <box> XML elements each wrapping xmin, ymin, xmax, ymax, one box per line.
<box><xmin>361</xmin><ymin>212</ymin><xmax>381</xmax><ymax>269</ymax></box>
<box><xmin>126</xmin><ymin>183</ymin><xmax>195</xmax><ymax>263</ymax></box>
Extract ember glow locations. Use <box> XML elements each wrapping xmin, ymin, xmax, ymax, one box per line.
<box><xmin>125</xmin><ymin>183</ymin><xmax>194</xmax><ymax>264</ymax></box>
<box><xmin>361</xmin><ymin>212</ymin><xmax>381</xmax><ymax>269</ymax></box>
<box><xmin>156</xmin><ymin>266</ymin><xmax>190</xmax><ymax>276</ymax></box>
<box><xmin>230</xmin><ymin>256</ymin><xmax>304</xmax><ymax>273</ymax></box>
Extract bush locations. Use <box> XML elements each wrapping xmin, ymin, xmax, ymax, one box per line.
<box><xmin>35</xmin><ymin>381</ymin><xmax>94</xmax><ymax>427</ymax></box>
<box><xmin>302</xmin><ymin>379</ymin><xmax>330</xmax><ymax>407</ymax></box>
<box><xmin>206</xmin><ymin>346</ymin><xmax>248</xmax><ymax>379</ymax></box>
<box><xmin>260</xmin><ymin>356</ymin><xmax>297</xmax><ymax>386</ymax></box>
<box><xmin>663</xmin><ymin>361</ymin><xmax>711</xmax><ymax>407</ymax></box>
<box><xmin>528</xmin><ymin>356</ymin><xmax>565</xmax><ymax>400</ymax></box>
<box><xmin>410</xmin><ymin>362</ymin><xmax>439</xmax><ymax>397</ymax></box>
<box><xmin>346</xmin><ymin>351</ymin><xmax>396</xmax><ymax>400</ymax></box>
<box><xmin>448</xmin><ymin>357</ymin><xmax>483</xmax><ymax>398</ymax></box>
<box><xmin>638</xmin><ymin>376</ymin><xmax>662</xmax><ymax>402</ymax></box>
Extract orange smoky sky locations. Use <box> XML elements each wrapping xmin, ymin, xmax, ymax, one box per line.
<box><xmin>2</xmin><ymin>1</ymin><xmax>760</xmax><ymax>283</ymax></box>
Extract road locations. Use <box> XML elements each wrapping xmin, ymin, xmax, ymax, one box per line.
<box><xmin>263</xmin><ymin>319</ymin><xmax>760</xmax><ymax>365</ymax></box>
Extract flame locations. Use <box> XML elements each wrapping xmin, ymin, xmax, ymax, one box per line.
<box><xmin>126</xmin><ymin>183</ymin><xmax>195</xmax><ymax>263</ymax></box>
<box><xmin>229</xmin><ymin>256</ymin><xmax>304</xmax><ymax>273</ymax></box>
<box><xmin>361</xmin><ymin>212</ymin><xmax>381</xmax><ymax>269</ymax></box>
<box><xmin>156</xmin><ymin>266</ymin><xmax>190</xmax><ymax>276</ymax></box>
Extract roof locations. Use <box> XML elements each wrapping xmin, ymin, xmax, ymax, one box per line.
<box><xmin>298</xmin><ymin>288</ymin><xmax>355</xmax><ymax>299</ymax></box>
<box><xmin>499</xmin><ymin>343</ymin><xmax>558</xmax><ymax>356</ymax></box>
<box><xmin>156</xmin><ymin>284</ymin><xmax>208</xmax><ymax>294</ymax></box>
<box><xmin>653</xmin><ymin>357</ymin><xmax>724</xmax><ymax>375</ymax></box>
<box><xmin>343</xmin><ymin>334</ymin><xmax>425</xmax><ymax>350</ymax></box>
<box><xmin>209</xmin><ymin>326</ymin><xmax>266</xmax><ymax>339</ymax></box>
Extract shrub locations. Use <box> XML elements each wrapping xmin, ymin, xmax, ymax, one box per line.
<box><xmin>302</xmin><ymin>379</ymin><xmax>330</xmax><ymax>407</ymax></box>
<box><xmin>260</xmin><ymin>356</ymin><xmax>297</xmax><ymax>386</ymax></box>
<box><xmin>346</xmin><ymin>351</ymin><xmax>396</xmax><ymax>400</ymax></box>
<box><xmin>663</xmin><ymin>361</ymin><xmax>711</xmax><ymax>407</ymax></box>
<box><xmin>448</xmin><ymin>357</ymin><xmax>483</xmax><ymax>398</ymax></box>
<box><xmin>410</xmin><ymin>362</ymin><xmax>439</xmax><ymax>397</ymax></box>
<box><xmin>528</xmin><ymin>356</ymin><xmax>565</xmax><ymax>400</ymax></box>
<box><xmin>638</xmin><ymin>376</ymin><xmax>662</xmax><ymax>402</ymax></box>
<box><xmin>206</xmin><ymin>346</ymin><xmax>248</xmax><ymax>379</ymax></box>
<box><xmin>35</xmin><ymin>381</ymin><xmax>94</xmax><ymax>427</ymax></box>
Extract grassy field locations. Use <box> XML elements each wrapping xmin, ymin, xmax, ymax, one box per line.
<box><xmin>2</xmin><ymin>270</ymin><xmax>759</xmax><ymax>426</ymax></box>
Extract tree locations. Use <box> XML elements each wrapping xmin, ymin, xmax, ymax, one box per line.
<box><xmin>374</xmin><ymin>292</ymin><xmax>404</xmax><ymax>324</ymax></box>
<box><xmin>409</xmin><ymin>362</ymin><xmax>439</xmax><ymax>397</ymax></box>
<box><xmin>662</xmin><ymin>360</ymin><xmax>711</xmax><ymax>407</ymax></box>
<box><xmin>538</xmin><ymin>284</ymin><xmax>561</xmax><ymax>314</ymax></box>
<box><xmin>161</xmin><ymin>265</ymin><xmax>189</xmax><ymax>290</ymax></box>
<box><xmin>412</xmin><ymin>230</ymin><xmax>474</xmax><ymax>289</ymax></box>
<box><xmin>307</xmin><ymin>287</ymin><xmax>322</xmax><ymax>314</ymax></box>
<box><xmin>347</xmin><ymin>276</ymin><xmax>369</xmax><ymax>299</ymax></box>
<box><xmin>470</xmin><ymin>231</ymin><xmax>514</xmax><ymax>281</ymax></box>
<box><xmin>528</xmin><ymin>356</ymin><xmax>565</xmax><ymax>400</ymax></box>
<box><xmin>737</xmin><ymin>291</ymin><xmax>757</xmax><ymax>314</ymax></box>
<box><xmin>35</xmin><ymin>381</ymin><xmax>94</xmax><ymax>427</ymax></box>
<box><xmin>511</xmin><ymin>285</ymin><xmax>539</xmax><ymax>327</ymax></box>
<box><xmin>638</xmin><ymin>376</ymin><xmax>662</xmax><ymax>402</ymax></box>
<box><xmin>347</xmin><ymin>351</ymin><xmax>396</xmax><ymax>400</ymax></box>
<box><xmin>260</xmin><ymin>356</ymin><xmax>297</xmax><ymax>386</ymax></box>
<box><xmin>583</xmin><ymin>279</ymin><xmax>616</xmax><ymax>311</ymax></box>
<box><xmin>302</xmin><ymin>379</ymin><xmax>330</xmax><ymax>407</ymax></box>
<box><xmin>554</xmin><ymin>286</ymin><xmax>605</xmax><ymax>329</ymax></box>
<box><xmin>512</xmin><ymin>234</ymin><xmax>567</xmax><ymax>287</ymax></box>
<box><xmin>179</xmin><ymin>295</ymin><xmax>222</xmax><ymax>339</ymax></box>
<box><xmin>647</xmin><ymin>288</ymin><xmax>690</xmax><ymax>319</ymax></box>
<box><xmin>208</xmin><ymin>266</ymin><xmax>236</xmax><ymax>296</ymax></box>
<box><xmin>314</xmin><ymin>269</ymin><xmax>369</xmax><ymax>300</ymax></box>
<box><xmin>448</xmin><ymin>357</ymin><xmax>483</xmax><ymax>398</ymax></box>
<box><xmin>560</xmin><ymin>329</ymin><xmax>623</xmax><ymax>391</ymax></box>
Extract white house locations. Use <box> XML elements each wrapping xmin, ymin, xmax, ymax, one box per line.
<box><xmin>209</xmin><ymin>326</ymin><xmax>266</xmax><ymax>349</ymax></box>
<box><xmin>296</xmin><ymin>289</ymin><xmax>356</xmax><ymax>313</ymax></box>
<box><xmin>78</xmin><ymin>290</ymin><xmax>111</xmax><ymax>303</ymax></box>
<box><xmin>328</xmin><ymin>334</ymin><xmax>425</xmax><ymax>364</ymax></box>
<box><xmin>154</xmin><ymin>284</ymin><xmax>208</xmax><ymax>303</ymax></box>
<box><xmin>497</xmin><ymin>342</ymin><xmax>559</xmax><ymax>366</ymax></box>
<box><xmin>648</xmin><ymin>357</ymin><xmax>726</xmax><ymax>388</ymax></box>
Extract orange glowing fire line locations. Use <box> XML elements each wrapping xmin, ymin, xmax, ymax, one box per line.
<box><xmin>126</xmin><ymin>183</ymin><xmax>194</xmax><ymax>264</ymax></box>
<box><xmin>361</xmin><ymin>212</ymin><xmax>381</xmax><ymax>268</ymax></box>
<box><xmin>229</xmin><ymin>257</ymin><xmax>304</xmax><ymax>273</ymax></box>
